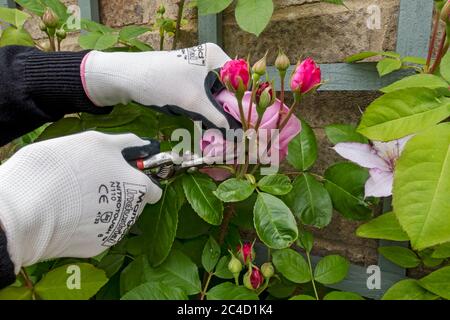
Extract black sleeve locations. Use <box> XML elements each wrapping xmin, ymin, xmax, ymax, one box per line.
<box><xmin>0</xmin><ymin>229</ymin><xmax>15</xmax><ymax>289</ymax></box>
<box><xmin>0</xmin><ymin>45</ymin><xmax>112</xmax><ymax>147</ymax></box>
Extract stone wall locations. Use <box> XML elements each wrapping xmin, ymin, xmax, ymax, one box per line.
<box><xmin>21</xmin><ymin>0</ymin><xmax>407</xmax><ymax>267</ymax></box>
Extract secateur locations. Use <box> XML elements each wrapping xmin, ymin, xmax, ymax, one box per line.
<box><xmin>123</xmin><ymin>139</ymin><xmax>235</xmax><ymax>182</ymax></box>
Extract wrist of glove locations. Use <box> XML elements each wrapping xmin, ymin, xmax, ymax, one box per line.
<box><xmin>81</xmin><ymin>43</ymin><xmax>240</xmax><ymax>130</ymax></box>
<box><xmin>0</xmin><ymin>131</ymin><xmax>162</xmax><ymax>273</ymax></box>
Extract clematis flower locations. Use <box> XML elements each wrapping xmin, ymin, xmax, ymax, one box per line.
<box><xmin>237</xmin><ymin>242</ymin><xmax>255</xmax><ymax>264</ymax></box>
<box><xmin>201</xmin><ymin>90</ymin><xmax>301</xmax><ymax>161</ymax></box>
<box><xmin>290</xmin><ymin>58</ymin><xmax>321</xmax><ymax>94</ymax></box>
<box><xmin>220</xmin><ymin>59</ymin><xmax>250</xmax><ymax>91</ymax></box>
<box><xmin>244</xmin><ymin>266</ymin><xmax>264</xmax><ymax>290</ymax></box>
<box><xmin>333</xmin><ymin>136</ymin><xmax>412</xmax><ymax>198</ymax></box>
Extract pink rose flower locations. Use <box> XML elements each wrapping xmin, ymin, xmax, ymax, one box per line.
<box><xmin>237</xmin><ymin>242</ymin><xmax>255</xmax><ymax>264</ymax></box>
<box><xmin>244</xmin><ymin>266</ymin><xmax>264</xmax><ymax>290</ymax></box>
<box><xmin>290</xmin><ymin>58</ymin><xmax>321</xmax><ymax>94</ymax></box>
<box><xmin>220</xmin><ymin>59</ymin><xmax>250</xmax><ymax>91</ymax></box>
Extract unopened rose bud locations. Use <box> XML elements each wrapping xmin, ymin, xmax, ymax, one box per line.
<box><xmin>441</xmin><ymin>0</ymin><xmax>450</xmax><ymax>22</ymax></box>
<box><xmin>42</xmin><ymin>7</ymin><xmax>59</xmax><ymax>29</ymax></box>
<box><xmin>243</xmin><ymin>266</ymin><xmax>264</xmax><ymax>290</ymax></box>
<box><xmin>275</xmin><ymin>49</ymin><xmax>290</xmax><ymax>72</ymax></box>
<box><xmin>290</xmin><ymin>57</ymin><xmax>321</xmax><ymax>95</ymax></box>
<box><xmin>39</xmin><ymin>21</ymin><xmax>47</xmax><ymax>32</ymax></box>
<box><xmin>237</xmin><ymin>242</ymin><xmax>255</xmax><ymax>265</ymax></box>
<box><xmin>252</xmin><ymin>53</ymin><xmax>267</xmax><ymax>76</ymax></box>
<box><xmin>261</xmin><ymin>262</ymin><xmax>274</xmax><ymax>279</ymax></box>
<box><xmin>56</xmin><ymin>29</ymin><xmax>66</xmax><ymax>40</ymax></box>
<box><xmin>157</xmin><ymin>4</ymin><xmax>166</xmax><ymax>15</ymax></box>
<box><xmin>228</xmin><ymin>255</ymin><xmax>243</xmax><ymax>274</ymax></box>
<box><xmin>255</xmin><ymin>82</ymin><xmax>274</xmax><ymax>116</ymax></box>
<box><xmin>220</xmin><ymin>59</ymin><xmax>250</xmax><ymax>93</ymax></box>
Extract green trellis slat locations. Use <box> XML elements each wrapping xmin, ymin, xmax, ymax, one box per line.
<box><xmin>78</xmin><ymin>0</ymin><xmax>99</xmax><ymax>22</ymax></box>
<box><xmin>198</xmin><ymin>0</ymin><xmax>434</xmax><ymax>299</ymax></box>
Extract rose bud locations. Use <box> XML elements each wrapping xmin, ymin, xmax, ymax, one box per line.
<box><xmin>157</xmin><ymin>4</ymin><xmax>166</xmax><ymax>15</ymax></box>
<box><xmin>441</xmin><ymin>0</ymin><xmax>450</xmax><ymax>22</ymax></box>
<box><xmin>228</xmin><ymin>255</ymin><xmax>243</xmax><ymax>275</ymax></box>
<box><xmin>39</xmin><ymin>21</ymin><xmax>47</xmax><ymax>32</ymax></box>
<box><xmin>220</xmin><ymin>59</ymin><xmax>250</xmax><ymax>93</ymax></box>
<box><xmin>290</xmin><ymin>58</ymin><xmax>321</xmax><ymax>95</ymax></box>
<box><xmin>255</xmin><ymin>82</ymin><xmax>275</xmax><ymax>117</ymax></box>
<box><xmin>42</xmin><ymin>7</ymin><xmax>59</xmax><ymax>29</ymax></box>
<box><xmin>275</xmin><ymin>49</ymin><xmax>290</xmax><ymax>72</ymax></box>
<box><xmin>244</xmin><ymin>266</ymin><xmax>264</xmax><ymax>290</ymax></box>
<box><xmin>56</xmin><ymin>29</ymin><xmax>66</xmax><ymax>40</ymax></box>
<box><xmin>237</xmin><ymin>242</ymin><xmax>255</xmax><ymax>264</ymax></box>
<box><xmin>261</xmin><ymin>262</ymin><xmax>275</xmax><ymax>279</ymax></box>
<box><xmin>252</xmin><ymin>53</ymin><xmax>268</xmax><ymax>76</ymax></box>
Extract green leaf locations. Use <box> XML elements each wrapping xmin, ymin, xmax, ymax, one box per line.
<box><xmin>214</xmin><ymin>178</ymin><xmax>255</xmax><ymax>202</ymax></box>
<box><xmin>324</xmin><ymin>163</ymin><xmax>372</xmax><ymax>220</ymax></box>
<box><xmin>289</xmin><ymin>294</ymin><xmax>316</xmax><ymax>300</ymax></box>
<box><xmin>283</xmin><ymin>173</ymin><xmax>332</xmax><ymax>228</ymax></box>
<box><xmin>382</xmin><ymin>279</ymin><xmax>439</xmax><ymax>300</ymax></box>
<box><xmin>15</xmin><ymin>0</ymin><xmax>45</xmax><ymax>15</ymax></box>
<box><xmin>37</xmin><ymin>118</ymin><xmax>83</xmax><ymax>141</ymax></box>
<box><xmin>323</xmin><ymin>291</ymin><xmax>364</xmax><ymax>300</ymax></box>
<box><xmin>139</xmin><ymin>181</ymin><xmax>184</xmax><ymax>266</ymax></box>
<box><xmin>120</xmin><ymin>251</ymin><xmax>201</xmax><ymax>295</ymax></box>
<box><xmin>35</xmin><ymin>263</ymin><xmax>108</xmax><ymax>300</ymax></box>
<box><xmin>296</xmin><ymin>230</ymin><xmax>314</xmax><ymax>253</ymax></box>
<box><xmin>418</xmin><ymin>266</ymin><xmax>450</xmax><ymax>299</ymax></box>
<box><xmin>381</xmin><ymin>74</ymin><xmax>450</xmax><ymax>93</ymax></box>
<box><xmin>182</xmin><ymin>173</ymin><xmax>224</xmax><ymax>226</ymax></box>
<box><xmin>207</xmin><ymin>283</ymin><xmax>258</xmax><ymax>300</ymax></box>
<box><xmin>214</xmin><ymin>256</ymin><xmax>234</xmax><ymax>279</ymax></box>
<box><xmin>345</xmin><ymin>51</ymin><xmax>379</xmax><ymax>63</ymax></box>
<box><xmin>97</xmin><ymin>254</ymin><xmax>125</xmax><ymax>278</ymax></box>
<box><xmin>121</xmin><ymin>282</ymin><xmax>188</xmax><ymax>300</ymax></box>
<box><xmin>325</xmin><ymin>124</ymin><xmax>368</xmax><ymax>144</ymax></box>
<box><xmin>0</xmin><ymin>7</ymin><xmax>30</xmax><ymax>28</ymax></box>
<box><xmin>254</xmin><ymin>193</ymin><xmax>298</xmax><ymax>249</ymax></box>
<box><xmin>314</xmin><ymin>255</ymin><xmax>349</xmax><ymax>285</ymax></box>
<box><xmin>127</xmin><ymin>38</ymin><xmax>153</xmax><ymax>51</ymax></box>
<box><xmin>119</xmin><ymin>25</ymin><xmax>151</xmax><ymax>41</ymax></box>
<box><xmin>79</xmin><ymin>32</ymin><xmax>119</xmax><ymax>50</ymax></box>
<box><xmin>357</xmin><ymin>88</ymin><xmax>450</xmax><ymax>141</ymax></box>
<box><xmin>197</xmin><ymin>0</ymin><xmax>233</xmax><ymax>15</ymax></box>
<box><xmin>81</xmin><ymin>18</ymin><xmax>114</xmax><ymax>34</ymax></box>
<box><xmin>235</xmin><ymin>0</ymin><xmax>274</xmax><ymax>37</ymax></box>
<box><xmin>81</xmin><ymin>104</ymin><xmax>141</xmax><ymax>128</ymax></box>
<box><xmin>440</xmin><ymin>50</ymin><xmax>450</xmax><ymax>83</ymax></box>
<box><xmin>378</xmin><ymin>246</ymin><xmax>420</xmax><ymax>268</ymax></box>
<box><xmin>393</xmin><ymin>123</ymin><xmax>450</xmax><ymax>250</ymax></box>
<box><xmin>356</xmin><ymin>212</ymin><xmax>409</xmax><ymax>241</ymax></box>
<box><xmin>176</xmin><ymin>203</ymin><xmax>210</xmax><ymax>239</ymax></box>
<box><xmin>257</xmin><ymin>174</ymin><xmax>292</xmax><ymax>195</ymax></box>
<box><xmin>402</xmin><ymin>56</ymin><xmax>427</xmax><ymax>65</ymax></box>
<box><xmin>0</xmin><ymin>26</ymin><xmax>34</xmax><ymax>47</ymax></box>
<box><xmin>42</xmin><ymin>0</ymin><xmax>69</xmax><ymax>21</ymax></box>
<box><xmin>272</xmin><ymin>248</ymin><xmax>310</xmax><ymax>284</ymax></box>
<box><xmin>287</xmin><ymin>119</ymin><xmax>318</xmax><ymax>171</ymax></box>
<box><xmin>202</xmin><ymin>236</ymin><xmax>221</xmax><ymax>273</ymax></box>
<box><xmin>418</xmin><ymin>249</ymin><xmax>443</xmax><ymax>268</ymax></box>
<box><xmin>377</xmin><ymin>58</ymin><xmax>402</xmax><ymax>76</ymax></box>
<box><xmin>0</xmin><ymin>286</ymin><xmax>32</xmax><ymax>300</ymax></box>
<box><xmin>432</xmin><ymin>242</ymin><xmax>450</xmax><ymax>259</ymax></box>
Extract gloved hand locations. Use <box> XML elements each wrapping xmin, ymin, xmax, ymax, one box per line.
<box><xmin>81</xmin><ymin>43</ymin><xmax>240</xmax><ymax>130</ymax></box>
<box><xmin>0</xmin><ymin>131</ymin><xmax>162</xmax><ymax>273</ymax></box>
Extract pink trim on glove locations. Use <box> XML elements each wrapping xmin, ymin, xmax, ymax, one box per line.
<box><xmin>80</xmin><ymin>52</ymin><xmax>100</xmax><ymax>107</ymax></box>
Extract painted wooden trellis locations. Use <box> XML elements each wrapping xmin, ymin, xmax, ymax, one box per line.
<box><xmin>0</xmin><ymin>0</ymin><xmax>435</xmax><ymax>299</ymax></box>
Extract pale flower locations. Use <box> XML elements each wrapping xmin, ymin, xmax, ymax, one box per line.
<box><xmin>333</xmin><ymin>136</ymin><xmax>412</xmax><ymax>197</ymax></box>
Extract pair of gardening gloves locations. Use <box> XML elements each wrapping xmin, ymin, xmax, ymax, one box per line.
<box><xmin>0</xmin><ymin>43</ymin><xmax>238</xmax><ymax>274</ymax></box>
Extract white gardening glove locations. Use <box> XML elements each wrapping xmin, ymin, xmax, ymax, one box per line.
<box><xmin>81</xmin><ymin>43</ymin><xmax>240</xmax><ymax>130</ymax></box>
<box><xmin>0</xmin><ymin>131</ymin><xmax>162</xmax><ymax>273</ymax></box>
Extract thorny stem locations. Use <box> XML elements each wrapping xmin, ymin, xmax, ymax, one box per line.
<box><xmin>200</xmin><ymin>272</ymin><xmax>213</xmax><ymax>300</ymax></box>
<box><xmin>430</xmin><ymin>31</ymin><xmax>448</xmax><ymax>74</ymax></box>
<box><xmin>237</xmin><ymin>97</ymin><xmax>248</xmax><ymax>131</ymax></box>
<box><xmin>47</xmin><ymin>33</ymin><xmax>56</xmax><ymax>52</ymax></box>
<box><xmin>306</xmin><ymin>252</ymin><xmax>319</xmax><ymax>300</ymax></box>
<box><xmin>279</xmin><ymin>100</ymin><xmax>298</xmax><ymax>131</ymax></box>
<box><xmin>247</xmin><ymin>81</ymin><xmax>259</xmax><ymax>127</ymax></box>
<box><xmin>276</xmin><ymin>73</ymin><xmax>286</xmax><ymax>128</ymax></box>
<box><xmin>426</xmin><ymin>11</ymin><xmax>440</xmax><ymax>72</ymax></box>
<box><xmin>159</xmin><ymin>30</ymin><xmax>165</xmax><ymax>51</ymax></box>
<box><xmin>20</xmin><ymin>268</ymin><xmax>36</xmax><ymax>300</ymax></box>
<box><xmin>172</xmin><ymin>0</ymin><xmax>185</xmax><ymax>50</ymax></box>
<box><xmin>219</xmin><ymin>205</ymin><xmax>235</xmax><ymax>245</ymax></box>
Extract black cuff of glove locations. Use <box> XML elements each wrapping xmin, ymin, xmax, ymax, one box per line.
<box><xmin>24</xmin><ymin>50</ymin><xmax>113</xmax><ymax>116</ymax></box>
<box><xmin>0</xmin><ymin>229</ymin><xmax>15</xmax><ymax>289</ymax></box>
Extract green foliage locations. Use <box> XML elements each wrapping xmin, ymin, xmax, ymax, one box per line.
<box><xmin>382</xmin><ymin>279</ymin><xmax>438</xmax><ymax>300</ymax></box>
<box><xmin>324</xmin><ymin>163</ymin><xmax>372</xmax><ymax>220</ymax></box>
<box><xmin>393</xmin><ymin>123</ymin><xmax>450</xmax><ymax>250</ymax></box>
<box><xmin>357</xmin><ymin>88</ymin><xmax>450</xmax><ymax>141</ymax></box>
<box><xmin>35</xmin><ymin>263</ymin><xmax>108</xmax><ymax>300</ymax></box>
<box><xmin>182</xmin><ymin>172</ymin><xmax>224</xmax><ymax>226</ymax></box>
<box><xmin>313</xmin><ymin>255</ymin><xmax>349</xmax><ymax>285</ymax></box>
<box><xmin>257</xmin><ymin>174</ymin><xmax>292</xmax><ymax>195</ymax></box>
<box><xmin>272</xmin><ymin>249</ymin><xmax>310</xmax><ymax>284</ymax></box>
<box><xmin>418</xmin><ymin>266</ymin><xmax>450</xmax><ymax>299</ymax></box>
<box><xmin>378</xmin><ymin>246</ymin><xmax>420</xmax><ymax>268</ymax></box>
<box><xmin>214</xmin><ymin>178</ymin><xmax>255</xmax><ymax>202</ymax></box>
<box><xmin>253</xmin><ymin>192</ymin><xmax>298</xmax><ymax>249</ymax></box>
<box><xmin>283</xmin><ymin>173</ymin><xmax>332</xmax><ymax>228</ymax></box>
<box><xmin>201</xmin><ymin>236</ymin><xmax>221</xmax><ymax>273</ymax></box>
<box><xmin>325</xmin><ymin>124</ymin><xmax>368</xmax><ymax>144</ymax></box>
<box><xmin>0</xmin><ymin>286</ymin><xmax>32</xmax><ymax>300</ymax></box>
<box><xmin>323</xmin><ymin>291</ymin><xmax>364</xmax><ymax>300</ymax></box>
<box><xmin>207</xmin><ymin>282</ymin><xmax>258</xmax><ymax>300</ymax></box>
<box><xmin>356</xmin><ymin>212</ymin><xmax>409</xmax><ymax>241</ymax></box>
<box><xmin>381</xmin><ymin>74</ymin><xmax>450</xmax><ymax>93</ymax></box>
<box><xmin>235</xmin><ymin>0</ymin><xmax>274</xmax><ymax>37</ymax></box>
<box><xmin>121</xmin><ymin>282</ymin><xmax>188</xmax><ymax>300</ymax></box>
<box><xmin>287</xmin><ymin>119</ymin><xmax>318</xmax><ymax>171</ymax></box>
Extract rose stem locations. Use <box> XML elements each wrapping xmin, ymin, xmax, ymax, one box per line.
<box><xmin>306</xmin><ymin>251</ymin><xmax>319</xmax><ymax>300</ymax></box>
<box><xmin>172</xmin><ymin>0</ymin><xmax>185</xmax><ymax>50</ymax></box>
<box><xmin>276</xmin><ymin>73</ymin><xmax>286</xmax><ymax>128</ymax></box>
<box><xmin>426</xmin><ymin>11</ymin><xmax>440</xmax><ymax>72</ymax></box>
<box><xmin>430</xmin><ymin>31</ymin><xmax>448</xmax><ymax>74</ymax></box>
